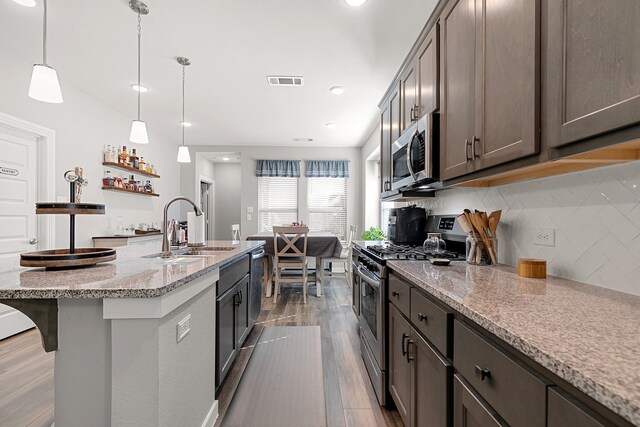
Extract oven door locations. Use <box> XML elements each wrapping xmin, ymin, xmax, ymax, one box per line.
<box><xmin>357</xmin><ymin>265</ymin><xmax>385</xmax><ymax>369</ymax></box>
<box><xmin>391</xmin><ymin>116</ymin><xmax>432</xmax><ymax>191</ymax></box>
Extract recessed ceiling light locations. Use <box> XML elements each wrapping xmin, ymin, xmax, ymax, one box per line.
<box><xmin>13</xmin><ymin>0</ymin><xmax>36</xmax><ymax>7</ymax></box>
<box><xmin>345</xmin><ymin>0</ymin><xmax>367</xmax><ymax>6</ymax></box>
<box><xmin>222</xmin><ymin>157</ymin><xmax>230</xmax><ymax>161</ymax></box>
<box><xmin>329</xmin><ymin>86</ymin><xmax>345</xmax><ymax>95</ymax></box>
<box><xmin>293</xmin><ymin>138</ymin><xmax>314</xmax><ymax>142</ymax></box>
<box><xmin>180</xmin><ymin>121</ymin><xmax>192</xmax><ymax>127</ymax></box>
<box><xmin>131</xmin><ymin>84</ymin><xmax>148</xmax><ymax>93</ymax></box>
<box><xmin>326</xmin><ymin>123</ymin><xmax>337</xmax><ymax>129</ymax></box>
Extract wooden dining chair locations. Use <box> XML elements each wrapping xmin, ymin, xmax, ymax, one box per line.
<box><xmin>273</xmin><ymin>226</ymin><xmax>309</xmax><ymax>304</ymax></box>
<box><xmin>322</xmin><ymin>225</ymin><xmax>357</xmax><ymax>285</ymax></box>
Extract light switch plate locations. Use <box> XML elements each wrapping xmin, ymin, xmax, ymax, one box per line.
<box><xmin>533</xmin><ymin>228</ymin><xmax>555</xmax><ymax>247</ymax></box>
<box><xmin>177</xmin><ymin>314</ymin><xmax>191</xmax><ymax>343</ymax></box>
<box><xmin>246</xmin><ymin>206</ymin><xmax>254</xmax><ymax>213</ymax></box>
<box><xmin>246</xmin><ymin>214</ymin><xmax>252</xmax><ymax>221</ymax></box>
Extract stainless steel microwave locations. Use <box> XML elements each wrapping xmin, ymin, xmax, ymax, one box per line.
<box><xmin>391</xmin><ymin>113</ymin><xmax>438</xmax><ymax>191</ymax></box>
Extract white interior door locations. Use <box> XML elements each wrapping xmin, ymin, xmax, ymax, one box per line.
<box><xmin>0</xmin><ymin>129</ymin><xmax>38</xmax><ymax>339</ymax></box>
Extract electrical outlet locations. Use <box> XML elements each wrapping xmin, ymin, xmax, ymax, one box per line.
<box><xmin>177</xmin><ymin>314</ymin><xmax>191</xmax><ymax>343</ymax></box>
<box><xmin>246</xmin><ymin>214</ymin><xmax>252</xmax><ymax>221</ymax></box>
<box><xmin>533</xmin><ymin>228</ymin><xmax>555</xmax><ymax>247</ymax></box>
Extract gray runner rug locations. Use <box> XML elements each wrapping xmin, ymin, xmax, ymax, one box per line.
<box><xmin>222</xmin><ymin>326</ymin><xmax>327</xmax><ymax>427</ymax></box>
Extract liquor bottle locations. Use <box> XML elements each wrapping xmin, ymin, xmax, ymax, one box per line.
<box><xmin>138</xmin><ymin>156</ymin><xmax>146</xmax><ymax>171</ymax></box>
<box><xmin>120</xmin><ymin>146</ymin><xmax>128</xmax><ymax>165</ymax></box>
<box><xmin>104</xmin><ymin>145</ymin><xmax>111</xmax><ymax>163</ymax></box>
<box><xmin>131</xmin><ymin>149</ymin><xmax>139</xmax><ymax>169</ymax></box>
<box><xmin>111</xmin><ymin>146</ymin><xmax>117</xmax><ymax>163</ymax></box>
<box><xmin>102</xmin><ymin>170</ymin><xmax>112</xmax><ymax>187</ymax></box>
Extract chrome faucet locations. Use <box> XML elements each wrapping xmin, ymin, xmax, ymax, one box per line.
<box><xmin>162</xmin><ymin>196</ymin><xmax>203</xmax><ymax>254</ymax></box>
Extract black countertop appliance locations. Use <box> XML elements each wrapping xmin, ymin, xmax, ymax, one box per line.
<box><xmin>387</xmin><ymin>205</ymin><xmax>427</xmax><ymax>244</ymax></box>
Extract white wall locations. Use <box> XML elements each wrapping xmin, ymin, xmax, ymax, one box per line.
<box><xmin>213</xmin><ymin>163</ymin><xmax>241</xmax><ymax>239</ymax></box>
<box><xmin>360</xmin><ymin>125</ymin><xmax>381</xmax><ymax>232</ymax></box>
<box><xmin>414</xmin><ymin>161</ymin><xmax>640</xmax><ymax>296</ymax></box>
<box><xmin>0</xmin><ymin>47</ymin><xmax>181</xmax><ymax>249</ymax></box>
<box><xmin>181</xmin><ymin>145</ymin><xmax>362</xmax><ymax>237</ymax></box>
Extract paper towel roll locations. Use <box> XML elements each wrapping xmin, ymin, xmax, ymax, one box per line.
<box><xmin>187</xmin><ymin>212</ymin><xmax>205</xmax><ymax>246</ymax></box>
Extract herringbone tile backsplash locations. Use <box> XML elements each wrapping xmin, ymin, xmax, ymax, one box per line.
<box><xmin>415</xmin><ymin>162</ymin><xmax>640</xmax><ymax>296</ymax></box>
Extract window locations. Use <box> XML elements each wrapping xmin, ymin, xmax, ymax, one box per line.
<box><xmin>307</xmin><ymin>177</ymin><xmax>347</xmax><ymax>239</ymax></box>
<box><xmin>257</xmin><ymin>177</ymin><xmax>298</xmax><ymax>232</ymax></box>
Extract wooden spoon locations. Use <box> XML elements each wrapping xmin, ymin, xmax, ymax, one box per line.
<box><xmin>488</xmin><ymin>210</ymin><xmax>502</xmax><ymax>237</ymax></box>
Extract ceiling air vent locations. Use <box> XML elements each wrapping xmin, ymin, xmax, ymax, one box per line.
<box><xmin>267</xmin><ymin>76</ymin><xmax>304</xmax><ymax>87</ymax></box>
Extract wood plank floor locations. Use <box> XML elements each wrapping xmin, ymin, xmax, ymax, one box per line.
<box><xmin>0</xmin><ymin>276</ymin><xmax>401</xmax><ymax>427</ymax></box>
<box><xmin>216</xmin><ymin>277</ymin><xmax>403</xmax><ymax>427</ymax></box>
<box><xmin>0</xmin><ymin>328</ymin><xmax>54</xmax><ymax>427</ymax></box>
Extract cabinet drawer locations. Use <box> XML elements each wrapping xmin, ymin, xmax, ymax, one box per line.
<box><xmin>389</xmin><ymin>273</ymin><xmax>411</xmax><ymax>317</ymax></box>
<box><xmin>453</xmin><ymin>374</ymin><xmax>506</xmax><ymax>427</ymax></box>
<box><xmin>453</xmin><ymin>320</ymin><xmax>549</xmax><ymax>427</ymax></box>
<box><xmin>410</xmin><ymin>288</ymin><xmax>451</xmax><ymax>357</ymax></box>
<box><xmin>218</xmin><ymin>254</ymin><xmax>250</xmax><ymax>296</ymax></box>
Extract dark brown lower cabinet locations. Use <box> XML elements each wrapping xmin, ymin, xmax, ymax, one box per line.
<box><xmin>389</xmin><ymin>305</ymin><xmax>413</xmax><ymax>425</ymax></box>
<box><xmin>216</xmin><ymin>284</ymin><xmax>238</xmax><ymax>387</ymax></box>
<box><xmin>453</xmin><ymin>374</ymin><xmax>507</xmax><ymax>427</ymax></box>
<box><xmin>390</xmin><ymin>304</ymin><xmax>452</xmax><ymax>427</ymax></box>
<box><xmin>547</xmin><ymin>387</ymin><xmax>609</xmax><ymax>427</ymax></box>
<box><xmin>412</xmin><ymin>331</ymin><xmax>452</xmax><ymax>427</ymax></box>
<box><xmin>235</xmin><ymin>275</ymin><xmax>250</xmax><ymax>346</ymax></box>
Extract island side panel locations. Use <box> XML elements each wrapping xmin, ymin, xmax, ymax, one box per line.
<box><xmin>55</xmin><ymin>299</ymin><xmax>112</xmax><ymax>427</ymax></box>
<box><xmin>110</xmin><ymin>284</ymin><xmax>217</xmax><ymax>427</ymax></box>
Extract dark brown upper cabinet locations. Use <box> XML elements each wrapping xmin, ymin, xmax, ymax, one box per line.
<box><xmin>440</xmin><ymin>0</ymin><xmax>477</xmax><ymax>180</ymax></box>
<box><xmin>440</xmin><ymin>0</ymin><xmax>540</xmax><ymax>180</ymax></box>
<box><xmin>380</xmin><ymin>100</ymin><xmax>392</xmax><ymax>193</ymax></box>
<box><xmin>417</xmin><ymin>24</ymin><xmax>439</xmax><ymax>118</ymax></box>
<box><xmin>546</xmin><ymin>0</ymin><xmax>640</xmax><ymax>148</ymax></box>
<box><xmin>401</xmin><ymin>63</ymin><xmax>418</xmax><ymax>134</ymax></box>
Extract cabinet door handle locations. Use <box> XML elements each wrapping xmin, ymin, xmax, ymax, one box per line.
<box><xmin>392</xmin><ymin>291</ymin><xmax>400</xmax><ymax>298</ymax></box>
<box><xmin>417</xmin><ymin>313</ymin><xmax>427</xmax><ymax>322</ymax></box>
<box><xmin>401</xmin><ymin>333</ymin><xmax>409</xmax><ymax>356</ymax></box>
<box><xmin>406</xmin><ymin>339</ymin><xmax>415</xmax><ymax>362</ymax></box>
<box><xmin>465</xmin><ymin>139</ymin><xmax>472</xmax><ymax>162</ymax></box>
<box><xmin>410</xmin><ymin>107</ymin><xmax>415</xmax><ymax>122</ymax></box>
<box><xmin>472</xmin><ymin>135</ymin><xmax>480</xmax><ymax>159</ymax></box>
<box><xmin>475</xmin><ymin>365</ymin><xmax>491</xmax><ymax>381</ymax></box>
<box><xmin>413</xmin><ymin>104</ymin><xmax>419</xmax><ymax>121</ymax></box>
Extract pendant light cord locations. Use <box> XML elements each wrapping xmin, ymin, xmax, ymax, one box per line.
<box><xmin>42</xmin><ymin>0</ymin><xmax>47</xmax><ymax>64</ymax></box>
<box><xmin>182</xmin><ymin>64</ymin><xmax>186</xmax><ymax>147</ymax></box>
<box><xmin>137</xmin><ymin>13</ymin><xmax>142</xmax><ymax>121</ymax></box>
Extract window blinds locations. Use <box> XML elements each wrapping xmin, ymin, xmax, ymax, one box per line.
<box><xmin>257</xmin><ymin>177</ymin><xmax>299</xmax><ymax>232</ymax></box>
<box><xmin>307</xmin><ymin>177</ymin><xmax>347</xmax><ymax>240</ymax></box>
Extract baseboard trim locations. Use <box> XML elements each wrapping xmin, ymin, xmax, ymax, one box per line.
<box><xmin>202</xmin><ymin>400</ymin><xmax>219</xmax><ymax>427</ymax></box>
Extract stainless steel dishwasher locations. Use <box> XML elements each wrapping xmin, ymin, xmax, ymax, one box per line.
<box><xmin>249</xmin><ymin>248</ymin><xmax>265</xmax><ymax>328</ymax></box>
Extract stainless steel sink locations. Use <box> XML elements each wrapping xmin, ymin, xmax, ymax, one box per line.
<box><xmin>143</xmin><ymin>246</ymin><xmax>236</xmax><ymax>260</ymax></box>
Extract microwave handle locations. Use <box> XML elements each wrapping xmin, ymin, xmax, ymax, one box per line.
<box><xmin>406</xmin><ymin>130</ymin><xmax>418</xmax><ymax>181</ymax></box>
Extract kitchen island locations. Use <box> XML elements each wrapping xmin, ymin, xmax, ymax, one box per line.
<box><xmin>0</xmin><ymin>240</ymin><xmax>264</xmax><ymax>427</ymax></box>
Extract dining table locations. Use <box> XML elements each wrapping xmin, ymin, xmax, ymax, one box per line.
<box><xmin>245</xmin><ymin>231</ymin><xmax>344</xmax><ymax>298</ymax></box>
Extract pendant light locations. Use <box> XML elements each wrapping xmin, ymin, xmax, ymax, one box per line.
<box><xmin>129</xmin><ymin>0</ymin><xmax>149</xmax><ymax>144</ymax></box>
<box><xmin>28</xmin><ymin>0</ymin><xmax>63</xmax><ymax>103</ymax></box>
<box><xmin>176</xmin><ymin>57</ymin><xmax>191</xmax><ymax>163</ymax></box>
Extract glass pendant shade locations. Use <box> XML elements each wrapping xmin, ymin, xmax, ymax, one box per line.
<box><xmin>28</xmin><ymin>64</ymin><xmax>63</xmax><ymax>103</ymax></box>
<box><xmin>129</xmin><ymin>120</ymin><xmax>149</xmax><ymax>144</ymax></box>
<box><xmin>177</xmin><ymin>146</ymin><xmax>191</xmax><ymax>163</ymax></box>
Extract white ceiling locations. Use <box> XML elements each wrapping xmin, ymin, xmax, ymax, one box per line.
<box><xmin>0</xmin><ymin>0</ymin><xmax>437</xmax><ymax>148</ymax></box>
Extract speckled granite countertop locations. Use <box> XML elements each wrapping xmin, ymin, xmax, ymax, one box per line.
<box><xmin>0</xmin><ymin>240</ymin><xmax>265</xmax><ymax>299</ymax></box>
<box><xmin>387</xmin><ymin>261</ymin><xmax>640</xmax><ymax>425</ymax></box>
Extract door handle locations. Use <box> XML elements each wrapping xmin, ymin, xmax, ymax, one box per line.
<box><xmin>472</xmin><ymin>135</ymin><xmax>480</xmax><ymax>159</ymax></box>
<box><xmin>401</xmin><ymin>333</ymin><xmax>409</xmax><ymax>356</ymax></box>
<box><xmin>417</xmin><ymin>313</ymin><xmax>427</xmax><ymax>322</ymax></box>
<box><xmin>392</xmin><ymin>291</ymin><xmax>400</xmax><ymax>298</ymax></box>
<box><xmin>28</xmin><ymin>238</ymin><xmax>38</xmax><ymax>245</ymax></box>
<box><xmin>465</xmin><ymin>139</ymin><xmax>472</xmax><ymax>162</ymax></box>
<box><xmin>406</xmin><ymin>339</ymin><xmax>415</xmax><ymax>362</ymax></box>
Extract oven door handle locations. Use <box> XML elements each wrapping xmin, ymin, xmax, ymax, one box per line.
<box><xmin>356</xmin><ymin>265</ymin><xmax>381</xmax><ymax>290</ymax></box>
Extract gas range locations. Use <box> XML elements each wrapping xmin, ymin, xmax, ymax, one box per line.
<box><xmin>363</xmin><ymin>243</ymin><xmax>466</xmax><ymax>263</ymax></box>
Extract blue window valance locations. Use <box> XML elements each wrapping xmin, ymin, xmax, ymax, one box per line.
<box><xmin>255</xmin><ymin>160</ymin><xmax>301</xmax><ymax>177</ymax></box>
<box><xmin>305</xmin><ymin>160</ymin><xmax>349</xmax><ymax>178</ymax></box>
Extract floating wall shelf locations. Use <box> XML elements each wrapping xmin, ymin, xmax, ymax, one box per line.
<box><xmin>102</xmin><ymin>162</ymin><xmax>160</xmax><ymax>178</ymax></box>
<box><xmin>102</xmin><ymin>186</ymin><xmax>160</xmax><ymax>197</ymax></box>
